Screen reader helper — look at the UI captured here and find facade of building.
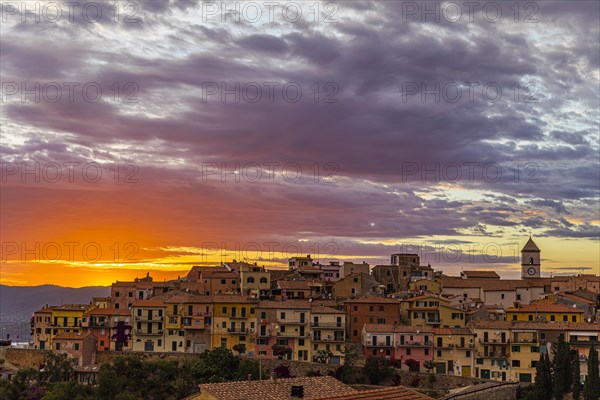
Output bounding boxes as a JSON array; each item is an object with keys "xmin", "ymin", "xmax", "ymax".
[
  {"xmin": 344, "ymin": 297, "xmax": 401, "ymax": 343},
  {"xmin": 53, "ymin": 332, "xmax": 97, "ymax": 367}
]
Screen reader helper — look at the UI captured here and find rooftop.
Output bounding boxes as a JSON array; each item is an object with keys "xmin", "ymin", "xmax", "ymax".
[
  {"xmin": 460, "ymin": 270, "xmax": 500, "ymax": 279},
  {"xmin": 194, "ymin": 376, "xmax": 356, "ymax": 400},
  {"xmin": 313, "ymin": 386, "xmax": 433, "ymax": 400},
  {"xmin": 506, "ymin": 304, "xmax": 585, "ymax": 313}
]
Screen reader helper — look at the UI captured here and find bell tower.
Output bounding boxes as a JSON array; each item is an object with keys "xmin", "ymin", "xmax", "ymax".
[{"xmin": 521, "ymin": 236, "xmax": 541, "ymax": 278}]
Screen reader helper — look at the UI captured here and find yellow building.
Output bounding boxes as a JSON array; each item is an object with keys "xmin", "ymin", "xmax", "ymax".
[
  {"xmin": 239, "ymin": 265, "xmax": 271, "ymax": 297},
  {"xmin": 131, "ymin": 299, "xmax": 166, "ymax": 352},
  {"xmin": 211, "ymin": 296, "xmax": 258, "ymax": 356},
  {"xmin": 508, "ymin": 328, "xmax": 540, "ymax": 383},
  {"xmin": 432, "ymin": 327, "xmax": 475, "ymax": 377},
  {"xmin": 49, "ymin": 304, "xmax": 93, "ymax": 345},
  {"xmin": 310, "ymin": 304, "xmax": 346, "ymax": 364},
  {"xmin": 470, "ymin": 321, "xmax": 512, "ymax": 382},
  {"xmin": 401, "ymin": 295, "xmax": 465, "ymax": 328},
  {"xmin": 409, "ymin": 278, "xmax": 441, "ymax": 294},
  {"xmin": 506, "ymin": 304, "xmax": 584, "ymax": 323}
]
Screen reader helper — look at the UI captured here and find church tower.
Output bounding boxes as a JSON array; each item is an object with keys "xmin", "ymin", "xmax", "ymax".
[{"xmin": 521, "ymin": 237, "xmax": 541, "ymax": 278}]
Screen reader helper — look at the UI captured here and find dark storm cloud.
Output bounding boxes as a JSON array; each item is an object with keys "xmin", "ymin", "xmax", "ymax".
[{"xmin": 1, "ymin": 0, "xmax": 598, "ymax": 247}]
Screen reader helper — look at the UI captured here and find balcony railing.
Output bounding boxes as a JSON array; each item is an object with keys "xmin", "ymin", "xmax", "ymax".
[
  {"xmin": 476, "ymin": 351, "xmax": 509, "ymax": 358},
  {"xmin": 135, "ymin": 329, "xmax": 163, "ymax": 336},
  {"xmin": 313, "ymin": 336, "xmax": 344, "ymax": 343},
  {"xmin": 399, "ymin": 341, "xmax": 432, "ymax": 347},
  {"xmin": 310, "ymin": 322, "xmax": 344, "ymax": 328},
  {"xmin": 278, "ymin": 331, "xmax": 309, "ymax": 338},
  {"xmin": 479, "ymin": 338, "xmax": 509, "ymax": 345},
  {"xmin": 570, "ymin": 340, "xmax": 600, "ymax": 346},
  {"xmin": 135, "ymin": 316, "xmax": 163, "ymax": 322},
  {"xmin": 512, "ymin": 337, "xmax": 538, "ymax": 344},
  {"xmin": 370, "ymin": 342, "xmax": 392, "ymax": 347},
  {"xmin": 277, "ymin": 319, "xmax": 308, "ymax": 325},
  {"xmin": 257, "ymin": 331, "xmax": 272, "ymax": 337},
  {"xmin": 227, "ymin": 328, "xmax": 251, "ymax": 335},
  {"xmin": 425, "ymin": 319, "xmax": 441, "ymax": 324}
]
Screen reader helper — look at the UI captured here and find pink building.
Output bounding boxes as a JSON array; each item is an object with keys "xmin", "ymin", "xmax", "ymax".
[
  {"xmin": 53, "ymin": 332, "xmax": 97, "ymax": 367},
  {"xmin": 361, "ymin": 324, "xmax": 434, "ymax": 370}
]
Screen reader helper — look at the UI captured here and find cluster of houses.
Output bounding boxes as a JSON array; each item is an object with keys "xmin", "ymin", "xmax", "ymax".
[{"xmin": 30, "ymin": 238, "xmax": 600, "ymax": 385}]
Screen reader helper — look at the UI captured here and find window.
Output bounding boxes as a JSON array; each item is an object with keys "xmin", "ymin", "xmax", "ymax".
[
  {"xmin": 424, "ymin": 348, "xmax": 429, "ymax": 355},
  {"xmin": 436, "ymin": 350, "xmax": 441, "ymax": 357},
  {"xmin": 517, "ymin": 294, "xmax": 521, "ymax": 300},
  {"xmin": 528, "ymin": 315, "xmax": 533, "ymax": 321},
  {"xmin": 115, "ymin": 292, "xmax": 120, "ymax": 297},
  {"xmin": 406, "ymin": 348, "xmax": 411, "ymax": 355},
  {"xmin": 247, "ymin": 277, "xmax": 255, "ymax": 283},
  {"xmin": 563, "ymin": 316, "xmax": 568, "ymax": 322},
  {"xmin": 56, "ymin": 343, "xmax": 61, "ymax": 350},
  {"xmin": 501, "ymin": 294, "xmax": 505, "ymax": 299},
  {"xmin": 513, "ymin": 315, "xmax": 518, "ymax": 321},
  {"xmin": 551, "ymin": 315, "xmax": 556, "ymax": 322},
  {"xmin": 369, "ymin": 317, "xmax": 374, "ymax": 323},
  {"xmin": 74, "ymin": 343, "xmax": 79, "ymax": 351},
  {"xmin": 280, "ymin": 312, "xmax": 286, "ymax": 320},
  {"xmin": 572, "ymin": 316, "xmax": 577, "ymax": 322},
  {"xmin": 260, "ymin": 312, "xmax": 266, "ymax": 319},
  {"xmin": 466, "ymin": 350, "xmax": 471, "ymax": 357},
  {"xmin": 260, "ymin": 277, "xmax": 268, "ymax": 283},
  {"xmin": 512, "ymin": 346, "xmax": 521, "ymax": 352},
  {"xmin": 512, "ymin": 360, "xmax": 521, "ymax": 367},
  {"xmin": 379, "ymin": 306, "xmax": 384, "ymax": 312},
  {"xmin": 531, "ymin": 346, "xmax": 540, "ymax": 353},
  {"xmin": 353, "ymin": 306, "xmax": 357, "ymax": 311},
  {"xmin": 353, "ymin": 277, "xmax": 358, "ymax": 283},
  {"xmin": 299, "ymin": 339, "xmax": 305, "ymax": 346},
  {"xmin": 369, "ymin": 306, "xmax": 374, "ymax": 312},
  {"xmin": 222, "ymin": 307, "xmax": 227, "ymax": 314}
]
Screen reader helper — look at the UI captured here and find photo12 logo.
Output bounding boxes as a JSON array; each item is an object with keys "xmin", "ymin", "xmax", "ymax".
[
  {"xmin": 400, "ymin": 162, "xmax": 539, "ymax": 183},
  {"xmin": 400, "ymin": 1, "xmax": 539, "ymax": 24},
  {"xmin": 1, "ymin": 162, "xmax": 140, "ymax": 184},
  {"xmin": 1, "ymin": 242, "xmax": 139, "ymax": 263},
  {"xmin": 401, "ymin": 81, "xmax": 540, "ymax": 104},
  {"xmin": 1, "ymin": 82, "xmax": 139, "ymax": 104},
  {"xmin": 1, "ymin": 1, "xmax": 141, "ymax": 24},
  {"xmin": 201, "ymin": 162, "xmax": 339, "ymax": 183},
  {"xmin": 200, "ymin": 82, "xmax": 339, "ymax": 104}
]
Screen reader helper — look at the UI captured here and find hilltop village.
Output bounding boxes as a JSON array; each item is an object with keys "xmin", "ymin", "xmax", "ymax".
[{"xmin": 30, "ymin": 238, "xmax": 600, "ymax": 387}]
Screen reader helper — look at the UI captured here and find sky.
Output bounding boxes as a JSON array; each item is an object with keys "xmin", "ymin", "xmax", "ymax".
[{"xmin": 0, "ymin": 1, "xmax": 599, "ymax": 287}]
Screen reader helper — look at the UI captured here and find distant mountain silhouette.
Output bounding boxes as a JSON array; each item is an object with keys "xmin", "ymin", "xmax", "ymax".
[{"xmin": 0, "ymin": 284, "xmax": 110, "ymax": 316}]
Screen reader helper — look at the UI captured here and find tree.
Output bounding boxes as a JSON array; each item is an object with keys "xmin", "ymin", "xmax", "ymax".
[
  {"xmin": 553, "ymin": 335, "xmax": 572, "ymax": 400},
  {"xmin": 274, "ymin": 364, "xmax": 291, "ymax": 378},
  {"xmin": 583, "ymin": 345, "xmax": 600, "ymax": 400},
  {"xmin": 39, "ymin": 351, "xmax": 74, "ymax": 383},
  {"xmin": 41, "ymin": 381, "xmax": 94, "ymax": 400},
  {"xmin": 404, "ymin": 358, "xmax": 420, "ymax": 372},
  {"xmin": 341, "ymin": 344, "xmax": 360, "ymax": 366},
  {"xmin": 533, "ymin": 352, "xmax": 552, "ymax": 400},
  {"xmin": 191, "ymin": 348, "xmax": 240, "ymax": 383},
  {"xmin": 314, "ymin": 349, "xmax": 333, "ymax": 364},
  {"xmin": 237, "ymin": 358, "xmax": 261, "ymax": 381},
  {"xmin": 573, "ymin": 350, "xmax": 582, "ymax": 400},
  {"xmin": 271, "ymin": 344, "xmax": 292, "ymax": 360},
  {"xmin": 363, "ymin": 356, "xmax": 392, "ymax": 384}
]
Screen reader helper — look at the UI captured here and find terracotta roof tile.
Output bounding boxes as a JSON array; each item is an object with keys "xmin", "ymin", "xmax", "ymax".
[
  {"xmin": 461, "ymin": 271, "xmax": 500, "ymax": 279},
  {"xmin": 196, "ymin": 376, "xmax": 356, "ymax": 400},
  {"xmin": 506, "ymin": 304, "xmax": 584, "ymax": 313},
  {"xmin": 54, "ymin": 332, "xmax": 95, "ymax": 341},
  {"xmin": 313, "ymin": 386, "xmax": 433, "ymax": 400}
]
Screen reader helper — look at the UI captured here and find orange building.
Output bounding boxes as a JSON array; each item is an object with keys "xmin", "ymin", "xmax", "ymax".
[{"xmin": 344, "ymin": 297, "xmax": 402, "ymax": 343}]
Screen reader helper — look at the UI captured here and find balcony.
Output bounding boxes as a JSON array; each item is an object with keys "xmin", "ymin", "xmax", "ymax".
[
  {"xmin": 425, "ymin": 318, "xmax": 441, "ymax": 325},
  {"xmin": 277, "ymin": 319, "xmax": 308, "ymax": 325},
  {"xmin": 313, "ymin": 336, "xmax": 344, "ymax": 343},
  {"xmin": 370, "ymin": 342, "xmax": 393, "ymax": 348},
  {"xmin": 88, "ymin": 321, "xmax": 109, "ymax": 328},
  {"xmin": 570, "ymin": 340, "xmax": 600, "ymax": 346},
  {"xmin": 182, "ymin": 317, "xmax": 206, "ymax": 330},
  {"xmin": 477, "ymin": 351, "xmax": 509, "ymax": 359},
  {"xmin": 310, "ymin": 322, "xmax": 344, "ymax": 329},
  {"xmin": 257, "ymin": 331, "xmax": 272, "ymax": 337},
  {"xmin": 135, "ymin": 329, "xmax": 163, "ymax": 336},
  {"xmin": 135, "ymin": 315, "xmax": 163, "ymax": 322},
  {"xmin": 457, "ymin": 343, "xmax": 475, "ymax": 348},
  {"xmin": 229, "ymin": 314, "xmax": 249, "ymax": 320},
  {"xmin": 512, "ymin": 337, "xmax": 538, "ymax": 344},
  {"xmin": 479, "ymin": 338, "xmax": 509, "ymax": 345},
  {"xmin": 227, "ymin": 328, "xmax": 251, "ymax": 335},
  {"xmin": 399, "ymin": 341, "xmax": 432, "ymax": 348},
  {"xmin": 278, "ymin": 331, "xmax": 309, "ymax": 338}
]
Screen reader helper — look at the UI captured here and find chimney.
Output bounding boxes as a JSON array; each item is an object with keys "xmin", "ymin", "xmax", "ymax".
[{"xmin": 291, "ymin": 385, "xmax": 304, "ymax": 398}]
